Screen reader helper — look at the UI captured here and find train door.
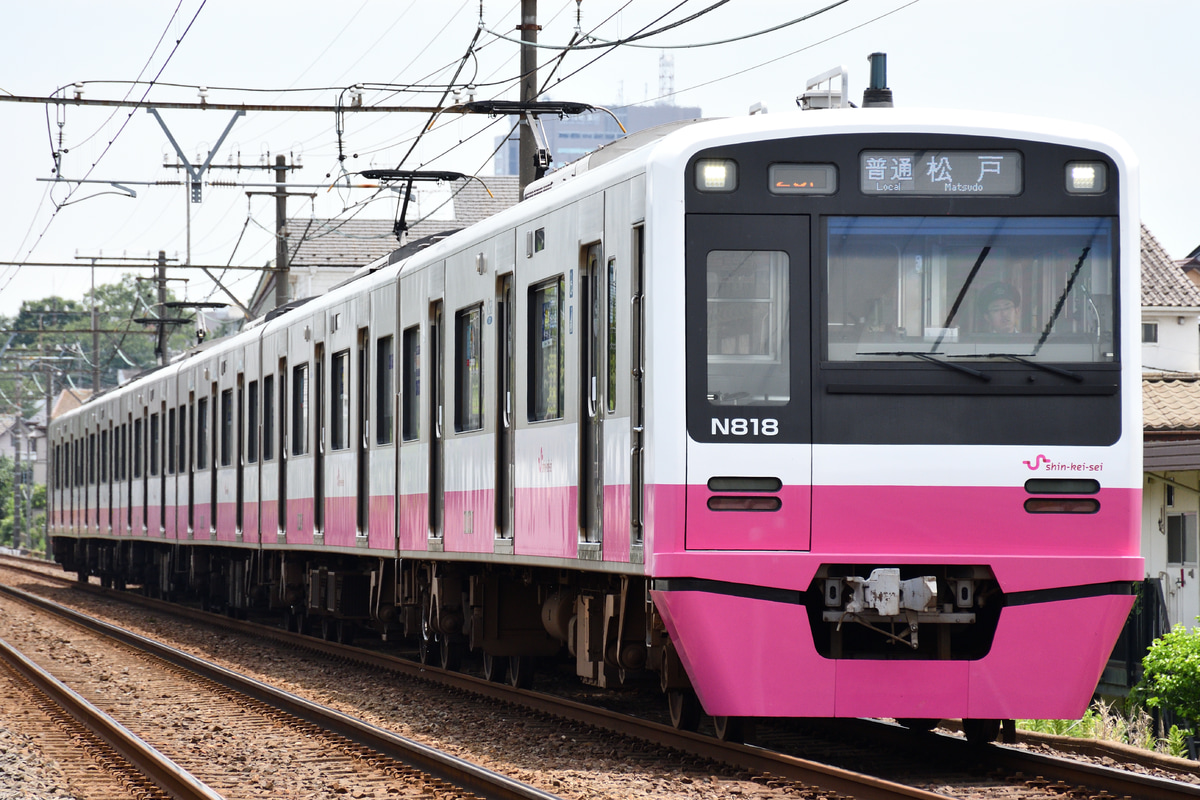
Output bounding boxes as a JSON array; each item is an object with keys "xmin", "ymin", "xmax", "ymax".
[
  {"xmin": 100, "ymin": 423, "xmax": 111, "ymax": 534},
  {"xmin": 631, "ymin": 226, "xmax": 646, "ymax": 547},
  {"xmin": 429, "ymin": 301, "xmax": 444, "ymax": 538},
  {"xmin": 683, "ymin": 214, "xmax": 812, "ymax": 551},
  {"xmin": 579, "ymin": 243, "xmax": 605, "ymax": 545},
  {"xmin": 188, "ymin": 391, "xmax": 196, "ymax": 534},
  {"xmin": 357, "ymin": 326, "xmax": 370, "ymax": 536},
  {"xmin": 236, "ymin": 372, "xmax": 245, "ymax": 536},
  {"xmin": 209, "ymin": 381, "xmax": 219, "ymax": 535},
  {"xmin": 278, "ymin": 357, "xmax": 288, "ymax": 541},
  {"xmin": 315, "ymin": 342, "xmax": 326, "ymax": 535},
  {"xmin": 495, "ymin": 274, "xmax": 514, "ymax": 540}
]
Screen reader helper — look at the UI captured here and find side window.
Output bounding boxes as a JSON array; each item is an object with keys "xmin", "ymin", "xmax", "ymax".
[
  {"xmin": 262, "ymin": 375, "xmax": 275, "ymax": 461},
  {"xmin": 402, "ymin": 326, "xmax": 420, "ymax": 441},
  {"xmin": 292, "ymin": 363, "xmax": 309, "ymax": 456},
  {"xmin": 196, "ymin": 398, "xmax": 208, "ymax": 470},
  {"xmin": 331, "ymin": 350, "xmax": 351, "ymax": 450},
  {"xmin": 1167, "ymin": 511, "xmax": 1198, "ymax": 566},
  {"xmin": 167, "ymin": 409, "xmax": 176, "ymax": 475},
  {"xmin": 376, "ymin": 336, "xmax": 394, "ymax": 445},
  {"xmin": 220, "ymin": 388, "xmax": 234, "ymax": 467},
  {"xmin": 133, "ymin": 418, "xmax": 144, "ymax": 479},
  {"xmin": 101, "ymin": 433, "xmax": 110, "ymax": 482},
  {"xmin": 529, "ymin": 276, "xmax": 565, "ymax": 421},
  {"xmin": 177, "ymin": 406, "xmax": 188, "ymax": 473},
  {"xmin": 149, "ymin": 414, "xmax": 160, "ymax": 476},
  {"xmin": 247, "ymin": 381, "xmax": 259, "ymax": 464},
  {"xmin": 455, "ymin": 305, "xmax": 483, "ymax": 432}
]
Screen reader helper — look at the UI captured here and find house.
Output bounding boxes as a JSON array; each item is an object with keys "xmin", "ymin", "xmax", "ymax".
[{"xmin": 246, "ymin": 176, "xmax": 520, "ymax": 318}]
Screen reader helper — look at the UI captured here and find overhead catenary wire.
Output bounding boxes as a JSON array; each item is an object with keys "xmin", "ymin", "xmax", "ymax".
[{"xmin": 0, "ymin": 0, "xmax": 209, "ymax": 300}]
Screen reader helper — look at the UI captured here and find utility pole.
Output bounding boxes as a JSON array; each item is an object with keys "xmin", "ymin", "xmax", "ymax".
[
  {"xmin": 156, "ymin": 250, "xmax": 168, "ymax": 365},
  {"xmin": 274, "ymin": 154, "xmax": 290, "ymax": 309},
  {"xmin": 518, "ymin": 0, "xmax": 539, "ymax": 194},
  {"xmin": 12, "ymin": 417, "xmax": 21, "ymax": 551}
]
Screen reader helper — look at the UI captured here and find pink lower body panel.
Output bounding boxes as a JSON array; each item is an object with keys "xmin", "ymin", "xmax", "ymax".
[{"xmin": 652, "ymin": 587, "xmax": 1135, "ymax": 719}]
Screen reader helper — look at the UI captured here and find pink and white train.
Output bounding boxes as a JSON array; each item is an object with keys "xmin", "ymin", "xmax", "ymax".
[{"xmin": 49, "ymin": 107, "xmax": 1143, "ymax": 743}]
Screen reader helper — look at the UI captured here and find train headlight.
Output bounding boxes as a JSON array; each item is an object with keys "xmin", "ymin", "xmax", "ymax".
[
  {"xmin": 1066, "ymin": 161, "xmax": 1106, "ymax": 194},
  {"xmin": 696, "ymin": 159, "xmax": 737, "ymax": 192}
]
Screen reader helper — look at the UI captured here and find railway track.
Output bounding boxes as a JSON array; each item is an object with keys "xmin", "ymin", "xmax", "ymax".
[
  {"xmin": 0, "ymin": 634, "xmax": 222, "ymax": 800},
  {"xmin": 3, "ymin": 555, "xmax": 1198, "ymax": 800},
  {"xmin": 0, "ymin": 579, "xmax": 564, "ymax": 800}
]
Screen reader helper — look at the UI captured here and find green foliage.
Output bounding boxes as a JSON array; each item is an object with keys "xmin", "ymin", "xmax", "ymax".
[
  {"xmin": 1166, "ymin": 724, "xmax": 1191, "ymax": 759},
  {"xmin": 0, "ymin": 276, "xmax": 196, "ymax": 412},
  {"xmin": 1138, "ymin": 623, "xmax": 1200, "ymax": 723}
]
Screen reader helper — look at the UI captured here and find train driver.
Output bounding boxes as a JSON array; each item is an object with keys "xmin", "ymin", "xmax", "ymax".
[{"xmin": 978, "ymin": 282, "xmax": 1020, "ymax": 334}]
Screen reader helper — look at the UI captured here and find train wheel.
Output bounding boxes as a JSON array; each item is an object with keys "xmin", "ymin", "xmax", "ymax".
[
  {"xmin": 712, "ymin": 716, "xmax": 746, "ymax": 743},
  {"xmin": 507, "ymin": 655, "xmax": 536, "ymax": 689},
  {"xmin": 667, "ymin": 689, "xmax": 701, "ymax": 732},
  {"xmin": 336, "ymin": 620, "xmax": 354, "ymax": 646},
  {"xmin": 320, "ymin": 617, "xmax": 336, "ymax": 641},
  {"xmin": 962, "ymin": 718, "xmax": 1001, "ymax": 744},
  {"xmin": 482, "ymin": 652, "xmax": 508, "ymax": 683},
  {"xmin": 898, "ymin": 718, "xmax": 939, "ymax": 732},
  {"xmin": 440, "ymin": 636, "xmax": 464, "ymax": 671}
]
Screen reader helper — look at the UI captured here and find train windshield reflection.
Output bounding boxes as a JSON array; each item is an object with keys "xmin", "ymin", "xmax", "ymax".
[{"xmin": 826, "ymin": 217, "xmax": 1116, "ymax": 363}]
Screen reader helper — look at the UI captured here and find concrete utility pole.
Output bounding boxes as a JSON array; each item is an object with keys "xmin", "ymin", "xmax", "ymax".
[
  {"xmin": 518, "ymin": 0, "xmax": 539, "ymax": 194},
  {"xmin": 156, "ymin": 250, "xmax": 168, "ymax": 365},
  {"xmin": 12, "ymin": 418, "xmax": 21, "ymax": 551},
  {"xmin": 274, "ymin": 154, "xmax": 290, "ymax": 309}
]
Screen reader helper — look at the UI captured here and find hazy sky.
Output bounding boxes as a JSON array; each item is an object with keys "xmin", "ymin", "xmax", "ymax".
[{"xmin": 1, "ymin": 0, "xmax": 1195, "ymax": 317}]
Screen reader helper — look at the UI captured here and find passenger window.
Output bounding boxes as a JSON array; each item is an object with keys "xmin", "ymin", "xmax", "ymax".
[
  {"xmin": 292, "ymin": 363, "xmax": 309, "ymax": 456},
  {"xmin": 196, "ymin": 399, "xmax": 208, "ymax": 470},
  {"xmin": 402, "ymin": 326, "xmax": 420, "ymax": 441},
  {"xmin": 220, "ymin": 389, "xmax": 234, "ymax": 467},
  {"xmin": 455, "ymin": 306, "xmax": 483, "ymax": 432},
  {"xmin": 247, "ymin": 381, "xmax": 259, "ymax": 464},
  {"xmin": 262, "ymin": 376, "xmax": 275, "ymax": 461},
  {"xmin": 150, "ymin": 414, "xmax": 160, "ymax": 476},
  {"xmin": 331, "ymin": 350, "xmax": 350, "ymax": 450},
  {"xmin": 376, "ymin": 336, "xmax": 394, "ymax": 444},
  {"xmin": 529, "ymin": 276, "xmax": 565, "ymax": 421}
]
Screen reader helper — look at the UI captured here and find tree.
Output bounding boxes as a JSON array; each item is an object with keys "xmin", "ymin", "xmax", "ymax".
[
  {"xmin": 1139, "ymin": 623, "xmax": 1200, "ymax": 728},
  {"xmin": 0, "ymin": 276, "xmax": 197, "ymax": 413}
]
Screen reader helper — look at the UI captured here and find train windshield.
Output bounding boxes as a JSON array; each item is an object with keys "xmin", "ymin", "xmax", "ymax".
[{"xmin": 826, "ymin": 217, "xmax": 1115, "ymax": 363}]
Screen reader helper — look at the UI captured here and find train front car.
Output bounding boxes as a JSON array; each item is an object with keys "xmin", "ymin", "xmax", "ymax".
[{"xmin": 646, "ymin": 110, "xmax": 1142, "ymax": 736}]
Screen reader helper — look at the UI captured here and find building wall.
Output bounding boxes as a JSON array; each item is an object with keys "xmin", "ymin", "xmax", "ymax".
[
  {"xmin": 1142, "ymin": 310, "xmax": 1200, "ymax": 372},
  {"xmin": 1142, "ymin": 471, "xmax": 1200, "ymax": 630}
]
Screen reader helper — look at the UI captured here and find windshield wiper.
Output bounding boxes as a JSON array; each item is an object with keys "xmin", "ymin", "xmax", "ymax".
[
  {"xmin": 858, "ymin": 351, "xmax": 990, "ymax": 381},
  {"xmin": 961, "ymin": 353, "xmax": 1084, "ymax": 382}
]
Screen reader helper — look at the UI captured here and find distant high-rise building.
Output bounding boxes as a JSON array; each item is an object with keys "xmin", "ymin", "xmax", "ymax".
[{"xmin": 493, "ymin": 101, "xmax": 703, "ymax": 176}]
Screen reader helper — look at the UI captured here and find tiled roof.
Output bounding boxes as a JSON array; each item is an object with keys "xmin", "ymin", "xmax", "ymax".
[
  {"xmin": 1141, "ymin": 223, "xmax": 1200, "ymax": 308},
  {"xmin": 286, "ymin": 176, "xmax": 520, "ymax": 268},
  {"xmin": 1144, "ymin": 376, "xmax": 1200, "ymax": 431}
]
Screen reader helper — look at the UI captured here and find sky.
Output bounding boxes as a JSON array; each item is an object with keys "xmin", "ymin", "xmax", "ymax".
[{"xmin": 0, "ymin": 0, "xmax": 1196, "ymax": 320}]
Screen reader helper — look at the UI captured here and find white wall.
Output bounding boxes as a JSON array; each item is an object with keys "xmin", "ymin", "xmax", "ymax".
[
  {"xmin": 1142, "ymin": 311, "xmax": 1200, "ymax": 372},
  {"xmin": 1143, "ymin": 472, "xmax": 1200, "ymax": 630}
]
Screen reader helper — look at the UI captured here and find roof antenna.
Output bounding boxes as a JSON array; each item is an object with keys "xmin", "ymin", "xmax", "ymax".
[{"xmin": 862, "ymin": 52, "xmax": 894, "ymax": 108}]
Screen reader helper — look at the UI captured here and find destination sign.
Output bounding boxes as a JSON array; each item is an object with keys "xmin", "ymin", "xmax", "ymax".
[{"xmin": 860, "ymin": 150, "xmax": 1022, "ymax": 196}]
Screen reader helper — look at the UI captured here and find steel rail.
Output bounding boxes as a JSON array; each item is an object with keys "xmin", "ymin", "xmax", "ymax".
[
  {"xmin": 0, "ymin": 635, "xmax": 225, "ymax": 800},
  {"xmin": 0, "ymin": 583, "xmax": 563, "ymax": 800}
]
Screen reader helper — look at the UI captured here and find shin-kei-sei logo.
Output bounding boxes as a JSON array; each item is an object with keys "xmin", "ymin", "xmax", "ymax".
[
  {"xmin": 1022, "ymin": 454, "xmax": 1104, "ymax": 473},
  {"xmin": 1023, "ymin": 454, "xmax": 1051, "ymax": 470}
]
